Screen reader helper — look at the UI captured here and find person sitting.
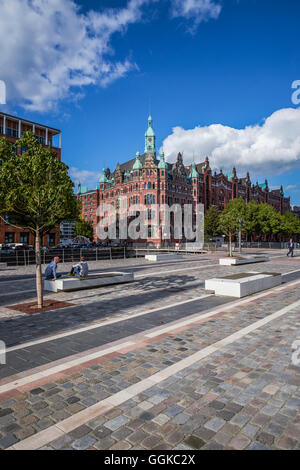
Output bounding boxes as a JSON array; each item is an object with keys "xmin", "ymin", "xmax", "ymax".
[
  {"xmin": 69, "ymin": 257, "xmax": 89, "ymax": 277},
  {"xmin": 45, "ymin": 257, "xmax": 61, "ymax": 280}
]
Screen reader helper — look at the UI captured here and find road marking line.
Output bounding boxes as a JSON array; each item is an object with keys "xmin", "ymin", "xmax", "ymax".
[{"xmin": 9, "ymin": 297, "xmax": 300, "ymax": 450}]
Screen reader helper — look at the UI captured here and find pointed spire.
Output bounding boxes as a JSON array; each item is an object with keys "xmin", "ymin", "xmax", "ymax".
[
  {"xmin": 133, "ymin": 151, "xmax": 142, "ymax": 170},
  {"xmin": 158, "ymin": 151, "xmax": 168, "ymax": 169},
  {"xmin": 100, "ymin": 168, "xmax": 108, "ymax": 183},
  {"xmin": 145, "ymin": 114, "xmax": 156, "ymax": 153},
  {"xmin": 189, "ymin": 161, "xmax": 199, "ymax": 179}
]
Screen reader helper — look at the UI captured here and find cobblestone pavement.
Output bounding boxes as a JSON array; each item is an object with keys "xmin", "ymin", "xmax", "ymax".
[{"xmin": 0, "ymin": 254, "xmax": 299, "ymax": 450}]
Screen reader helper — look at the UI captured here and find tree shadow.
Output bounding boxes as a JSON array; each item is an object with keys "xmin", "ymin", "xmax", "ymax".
[{"xmin": 1, "ymin": 274, "xmax": 204, "ymax": 347}]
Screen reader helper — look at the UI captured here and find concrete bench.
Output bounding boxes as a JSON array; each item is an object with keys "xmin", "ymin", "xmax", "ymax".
[
  {"xmin": 219, "ymin": 257, "xmax": 269, "ymax": 266},
  {"xmin": 44, "ymin": 272, "xmax": 134, "ymax": 293},
  {"xmin": 145, "ymin": 254, "xmax": 183, "ymax": 262},
  {"xmin": 205, "ymin": 272, "xmax": 282, "ymax": 298},
  {"xmin": 0, "ymin": 263, "xmax": 7, "ymax": 269}
]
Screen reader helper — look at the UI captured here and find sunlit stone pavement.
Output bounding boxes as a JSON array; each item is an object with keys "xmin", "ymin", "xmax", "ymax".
[{"xmin": 0, "ymin": 252, "xmax": 299, "ymax": 450}]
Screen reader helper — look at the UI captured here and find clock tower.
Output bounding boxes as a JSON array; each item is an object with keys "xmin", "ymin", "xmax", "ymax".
[{"xmin": 144, "ymin": 115, "xmax": 156, "ymax": 154}]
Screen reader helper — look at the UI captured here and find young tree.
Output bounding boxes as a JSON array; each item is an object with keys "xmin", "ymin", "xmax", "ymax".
[
  {"xmin": 244, "ymin": 200, "xmax": 260, "ymax": 241},
  {"xmin": 73, "ymin": 218, "xmax": 94, "ymax": 240},
  {"xmin": 0, "ymin": 133, "xmax": 79, "ymax": 308},
  {"xmin": 281, "ymin": 211, "xmax": 300, "ymax": 239},
  {"xmin": 204, "ymin": 206, "xmax": 220, "ymax": 240},
  {"xmin": 218, "ymin": 198, "xmax": 246, "ymax": 256},
  {"xmin": 256, "ymin": 203, "xmax": 282, "ymax": 241}
]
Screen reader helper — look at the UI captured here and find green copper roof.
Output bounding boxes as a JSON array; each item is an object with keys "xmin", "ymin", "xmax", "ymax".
[
  {"xmin": 78, "ymin": 185, "xmax": 89, "ymax": 194},
  {"xmin": 145, "ymin": 115, "xmax": 155, "ymax": 137},
  {"xmin": 259, "ymin": 183, "xmax": 266, "ymax": 190},
  {"xmin": 100, "ymin": 168, "xmax": 108, "ymax": 183},
  {"xmin": 133, "ymin": 152, "xmax": 143, "ymax": 170},
  {"xmin": 225, "ymin": 172, "xmax": 234, "ymax": 181},
  {"xmin": 158, "ymin": 152, "xmax": 168, "ymax": 169},
  {"xmin": 189, "ymin": 161, "xmax": 199, "ymax": 178}
]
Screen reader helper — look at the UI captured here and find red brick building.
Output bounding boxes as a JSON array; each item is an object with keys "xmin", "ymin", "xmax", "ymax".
[
  {"xmin": 78, "ymin": 115, "xmax": 291, "ymax": 244},
  {"xmin": 0, "ymin": 112, "xmax": 62, "ymax": 246}
]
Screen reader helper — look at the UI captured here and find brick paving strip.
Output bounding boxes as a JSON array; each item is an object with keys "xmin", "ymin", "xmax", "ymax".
[{"xmin": 7, "ymin": 297, "xmax": 300, "ymax": 450}]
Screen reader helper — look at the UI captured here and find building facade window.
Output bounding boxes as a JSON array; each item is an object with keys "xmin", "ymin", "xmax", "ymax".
[
  {"xmin": 5, "ymin": 232, "xmax": 14, "ymax": 244},
  {"xmin": 48, "ymin": 233, "xmax": 56, "ymax": 245},
  {"xmin": 20, "ymin": 232, "xmax": 29, "ymax": 244}
]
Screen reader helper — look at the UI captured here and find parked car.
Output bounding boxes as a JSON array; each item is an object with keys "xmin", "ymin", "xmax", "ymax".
[
  {"xmin": 0, "ymin": 246, "xmax": 14, "ymax": 254},
  {"xmin": 14, "ymin": 244, "xmax": 34, "ymax": 251}
]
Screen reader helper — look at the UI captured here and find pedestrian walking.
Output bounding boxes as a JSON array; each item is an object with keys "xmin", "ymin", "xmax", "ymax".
[{"xmin": 287, "ymin": 238, "xmax": 295, "ymax": 257}]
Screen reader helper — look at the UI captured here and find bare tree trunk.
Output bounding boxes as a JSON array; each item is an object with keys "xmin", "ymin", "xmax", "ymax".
[
  {"xmin": 35, "ymin": 232, "xmax": 43, "ymax": 308},
  {"xmin": 229, "ymin": 233, "xmax": 233, "ymax": 257}
]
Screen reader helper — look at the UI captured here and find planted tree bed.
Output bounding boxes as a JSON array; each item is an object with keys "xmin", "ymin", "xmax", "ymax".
[{"xmin": 6, "ymin": 299, "xmax": 75, "ymax": 315}]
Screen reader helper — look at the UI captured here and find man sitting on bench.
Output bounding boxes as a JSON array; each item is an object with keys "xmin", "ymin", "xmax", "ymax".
[
  {"xmin": 45, "ymin": 257, "xmax": 61, "ymax": 280},
  {"xmin": 69, "ymin": 257, "xmax": 89, "ymax": 278}
]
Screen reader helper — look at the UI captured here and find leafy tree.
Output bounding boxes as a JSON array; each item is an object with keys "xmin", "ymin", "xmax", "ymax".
[
  {"xmin": 218, "ymin": 198, "xmax": 246, "ymax": 256},
  {"xmin": 73, "ymin": 218, "xmax": 94, "ymax": 240},
  {"xmin": 204, "ymin": 206, "xmax": 220, "ymax": 239},
  {"xmin": 256, "ymin": 203, "xmax": 281, "ymax": 241},
  {"xmin": 281, "ymin": 211, "xmax": 300, "ymax": 239},
  {"xmin": 0, "ymin": 133, "xmax": 79, "ymax": 308},
  {"xmin": 244, "ymin": 200, "xmax": 260, "ymax": 241}
]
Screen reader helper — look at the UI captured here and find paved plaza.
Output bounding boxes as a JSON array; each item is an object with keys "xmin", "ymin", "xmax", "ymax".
[{"xmin": 0, "ymin": 252, "xmax": 299, "ymax": 450}]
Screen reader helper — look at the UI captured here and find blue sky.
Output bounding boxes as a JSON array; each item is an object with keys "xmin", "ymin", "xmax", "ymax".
[{"xmin": 0, "ymin": 0, "xmax": 300, "ymax": 204}]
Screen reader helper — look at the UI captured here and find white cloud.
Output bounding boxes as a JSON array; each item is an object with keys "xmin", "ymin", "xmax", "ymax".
[
  {"xmin": 0, "ymin": 0, "xmax": 154, "ymax": 112},
  {"xmin": 69, "ymin": 167, "xmax": 101, "ymax": 189},
  {"xmin": 286, "ymin": 185, "xmax": 297, "ymax": 190},
  {"xmin": 162, "ymin": 107, "xmax": 300, "ymax": 177},
  {"xmin": 171, "ymin": 0, "xmax": 222, "ymax": 32}
]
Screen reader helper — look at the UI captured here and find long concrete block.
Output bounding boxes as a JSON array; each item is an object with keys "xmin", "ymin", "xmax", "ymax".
[
  {"xmin": 219, "ymin": 257, "xmax": 269, "ymax": 266},
  {"xmin": 44, "ymin": 272, "xmax": 134, "ymax": 293},
  {"xmin": 145, "ymin": 254, "xmax": 183, "ymax": 261},
  {"xmin": 205, "ymin": 272, "xmax": 282, "ymax": 298}
]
